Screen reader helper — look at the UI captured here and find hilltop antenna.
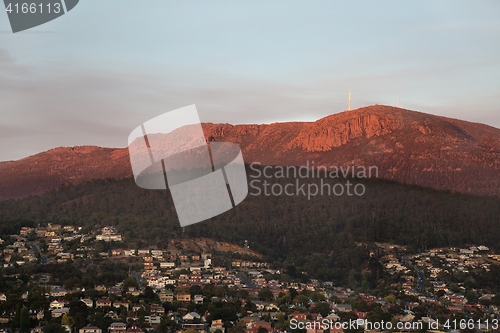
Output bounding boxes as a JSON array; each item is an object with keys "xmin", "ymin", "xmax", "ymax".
[
  {"xmin": 398, "ymin": 98, "xmax": 401, "ymax": 108},
  {"xmin": 348, "ymin": 90, "xmax": 352, "ymax": 111}
]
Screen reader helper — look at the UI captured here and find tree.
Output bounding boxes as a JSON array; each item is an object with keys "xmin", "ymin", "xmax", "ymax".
[
  {"xmin": 367, "ymin": 306, "xmax": 391, "ymax": 323},
  {"xmin": 184, "ymin": 329, "xmax": 198, "ymax": 333},
  {"xmin": 61, "ymin": 313, "xmax": 75, "ymax": 328},
  {"xmin": 310, "ymin": 292, "xmax": 325, "ymax": 302},
  {"xmin": 350, "ymin": 297, "xmax": 369, "ymax": 312},
  {"xmin": 311, "ymin": 302, "xmax": 330, "ymax": 317},
  {"xmin": 244, "ymin": 300, "xmax": 257, "ymax": 313},
  {"xmin": 123, "ymin": 276, "xmax": 139, "ymax": 290},
  {"xmin": 157, "ymin": 317, "xmax": 179, "ymax": 333},
  {"xmin": 81, "ymin": 275, "xmax": 95, "ymax": 289},
  {"xmin": 69, "ymin": 300, "xmax": 89, "ymax": 329},
  {"xmin": 64, "ymin": 277, "xmax": 81, "ymax": 290},
  {"xmin": 228, "ymin": 326, "xmax": 245, "ymax": 333},
  {"xmin": 43, "ymin": 323, "xmax": 68, "ymax": 333},
  {"xmin": 286, "ymin": 265, "xmax": 297, "ymax": 278},
  {"xmin": 294, "ymin": 295, "xmax": 309, "ymax": 306},
  {"xmin": 13, "ymin": 303, "xmax": 22, "ymax": 329},
  {"xmin": 144, "ymin": 286, "xmax": 157, "ymax": 300},
  {"xmin": 258, "ymin": 288, "xmax": 274, "ymax": 301},
  {"xmin": 190, "ymin": 285, "xmax": 202, "ymax": 295},
  {"xmin": 384, "ymin": 294, "xmax": 397, "ymax": 304},
  {"xmin": 20, "ymin": 306, "xmax": 29, "ymax": 333}
]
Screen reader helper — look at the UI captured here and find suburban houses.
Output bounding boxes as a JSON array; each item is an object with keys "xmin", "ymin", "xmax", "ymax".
[{"xmin": 0, "ymin": 225, "xmax": 499, "ymax": 333}]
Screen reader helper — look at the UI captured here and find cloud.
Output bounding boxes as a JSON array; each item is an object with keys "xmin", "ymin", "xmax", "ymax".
[
  {"xmin": 0, "ymin": 49, "xmax": 22, "ymax": 76},
  {"xmin": 0, "ymin": 53, "xmax": 499, "ymax": 162},
  {"xmin": 0, "ymin": 62, "xmax": 343, "ymax": 160},
  {"xmin": 410, "ymin": 23, "xmax": 464, "ymax": 33},
  {"xmin": 0, "ymin": 49, "xmax": 13, "ymax": 64}
]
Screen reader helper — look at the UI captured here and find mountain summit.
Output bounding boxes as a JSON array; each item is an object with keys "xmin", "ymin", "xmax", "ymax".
[{"xmin": 1, "ymin": 105, "xmax": 499, "ymax": 200}]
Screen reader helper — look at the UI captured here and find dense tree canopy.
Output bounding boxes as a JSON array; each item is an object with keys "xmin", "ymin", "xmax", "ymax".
[{"xmin": 1, "ymin": 166, "xmax": 499, "ymax": 283}]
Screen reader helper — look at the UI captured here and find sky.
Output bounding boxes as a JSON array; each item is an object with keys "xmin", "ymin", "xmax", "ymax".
[{"xmin": 1, "ymin": 1, "xmax": 499, "ymax": 161}]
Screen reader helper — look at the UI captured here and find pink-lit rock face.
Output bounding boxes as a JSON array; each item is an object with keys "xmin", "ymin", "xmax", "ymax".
[{"xmin": 1, "ymin": 105, "xmax": 500, "ymax": 200}]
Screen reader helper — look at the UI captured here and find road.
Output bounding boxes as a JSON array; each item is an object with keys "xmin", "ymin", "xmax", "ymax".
[
  {"xmin": 31, "ymin": 243, "xmax": 48, "ymax": 264},
  {"xmin": 132, "ymin": 273, "xmax": 142, "ymax": 286},
  {"xmin": 416, "ymin": 269, "xmax": 425, "ymax": 292},
  {"xmin": 401, "ymin": 256, "xmax": 425, "ymax": 293},
  {"xmin": 236, "ymin": 272, "xmax": 257, "ymax": 288}
]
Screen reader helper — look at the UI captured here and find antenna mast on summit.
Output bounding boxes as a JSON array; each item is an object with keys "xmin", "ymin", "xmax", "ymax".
[{"xmin": 348, "ymin": 90, "xmax": 352, "ymax": 111}]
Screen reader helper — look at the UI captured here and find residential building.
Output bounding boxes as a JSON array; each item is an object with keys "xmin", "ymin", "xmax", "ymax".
[
  {"xmin": 176, "ymin": 292, "xmax": 191, "ymax": 302},
  {"xmin": 159, "ymin": 290, "xmax": 174, "ymax": 303},
  {"xmin": 79, "ymin": 326, "xmax": 102, "ymax": 333},
  {"xmin": 109, "ymin": 322, "xmax": 126, "ymax": 333}
]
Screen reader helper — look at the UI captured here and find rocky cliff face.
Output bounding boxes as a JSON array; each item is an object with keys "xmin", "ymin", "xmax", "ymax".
[
  {"xmin": 203, "ymin": 105, "xmax": 500, "ymax": 196},
  {"xmin": 1, "ymin": 105, "xmax": 499, "ymax": 200},
  {"xmin": 289, "ymin": 111, "xmax": 404, "ymax": 151}
]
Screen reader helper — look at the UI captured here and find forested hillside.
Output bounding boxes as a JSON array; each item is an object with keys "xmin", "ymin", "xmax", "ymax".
[{"xmin": 1, "ymin": 164, "xmax": 499, "ymax": 283}]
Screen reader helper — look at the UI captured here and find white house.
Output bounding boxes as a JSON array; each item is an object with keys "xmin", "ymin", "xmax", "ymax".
[
  {"xmin": 109, "ymin": 322, "xmax": 126, "ymax": 333},
  {"xmin": 194, "ymin": 295, "xmax": 205, "ymax": 305},
  {"xmin": 50, "ymin": 300, "xmax": 67, "ymax": 310},
  {"xmin": 79, "ymin": 326, "xmax": 102, "ymax": 333},
  {"xmin": 183, "ymin": 312, "xmax": 201, "ymax": 321},
  {"xmin": 145, "ymin": 315, "xmax": 161, "ymax": 325},
  {"xmin": 51, "ymin": 307, "xmax": 70, "ymax": 318},
  {"xmin": 80, "ymin": 298, "xmax": 93, "ymax": 307},
  {"xmin": 50, "ymin": 288, "xmax": 68, "ymax": 297},
  {"xmin": 159, "ymin": 262, "xmax": 175, "ymax": 269}
]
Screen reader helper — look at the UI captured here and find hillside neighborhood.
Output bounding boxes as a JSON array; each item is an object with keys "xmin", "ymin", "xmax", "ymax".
[{"xmin": 0, "ymin": 224, "xmax": 499, "ymax": 333}]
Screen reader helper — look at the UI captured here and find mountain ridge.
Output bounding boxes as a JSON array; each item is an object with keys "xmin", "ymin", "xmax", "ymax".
[{"xmin": 1, "ymin": 105, "xmax": 499, "ymax": 200}]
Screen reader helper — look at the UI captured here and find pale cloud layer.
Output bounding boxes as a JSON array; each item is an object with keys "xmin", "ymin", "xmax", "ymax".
[{"xmin": 0, "ymin": 1, "xmax": 499, "ymax": 161}]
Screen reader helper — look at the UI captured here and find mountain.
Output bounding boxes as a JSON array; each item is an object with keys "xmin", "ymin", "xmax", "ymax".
[
  {"xmin": 1, "ymin": 105, "xmax": 499, "ymax": 200},
  {"xmin": 0, "ymin": 146, "xmax": 131, "ymax": 200}
]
